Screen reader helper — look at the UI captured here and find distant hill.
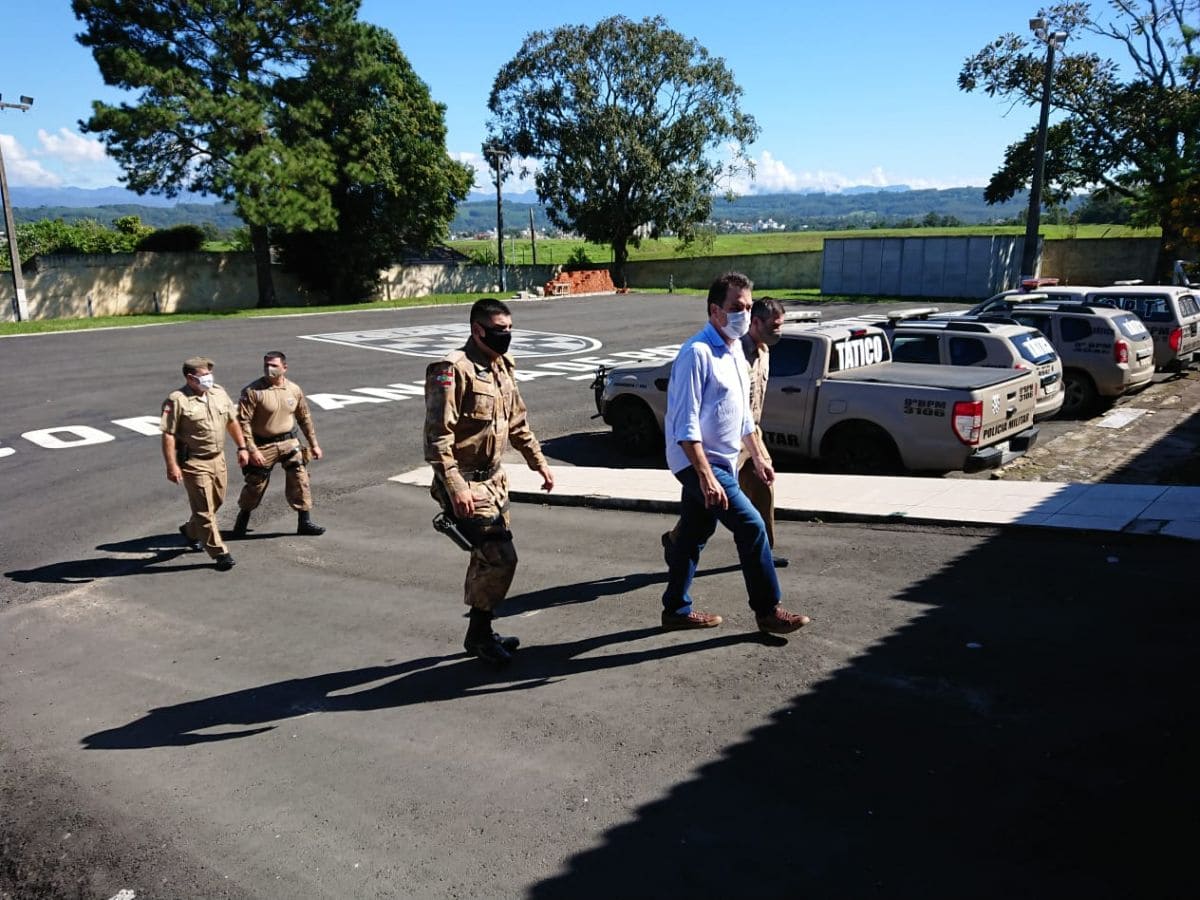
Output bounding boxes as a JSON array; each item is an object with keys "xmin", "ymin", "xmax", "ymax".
[
  {"xmin": 12, "ymin": 202, "xmax": 244, "ymax": 232},
  {"xmin": 451, "ymin": 187, "xmax": 1049, "ymax": 235},
  {"xmin": 10, "ymin": 185, "xmax": 1064, "ymax": 238}
]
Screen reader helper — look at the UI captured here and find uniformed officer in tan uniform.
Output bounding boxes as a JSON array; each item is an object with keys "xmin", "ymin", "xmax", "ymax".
[
  {"xmin": 662, "ymin": 296, "xmax": 788, "ymax": 566},
  {"xmin": 424, "ymin": 298, "xmax": 554, "ymax": 665},
  {"xmin": 736, "ymin": 296, "xmax": 787, "ymax": 563},
  {"xmin": 232, "ymin": 351, "xmax": 326, "ymax": 538},
  {"xmin": 160, "ymin": 356, "xmax": 244, "ymax": 571}
]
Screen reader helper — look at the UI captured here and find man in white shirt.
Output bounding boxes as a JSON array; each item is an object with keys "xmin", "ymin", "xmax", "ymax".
[{"xmin": 660, "ymin": 272, "xmax": 810, "ymax": 634}]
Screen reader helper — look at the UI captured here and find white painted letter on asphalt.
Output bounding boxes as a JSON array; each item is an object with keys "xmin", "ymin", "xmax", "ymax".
[
  {"xmin": 22, "ymin": 425, "xmax": 116, "ymax": 449},
  {"xmin": 112, "ymin": 416, "xmax": 164, "ymax": 436}
]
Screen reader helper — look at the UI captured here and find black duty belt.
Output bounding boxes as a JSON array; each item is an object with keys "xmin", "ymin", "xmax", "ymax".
[
  {"xmin": 461, "ymin": 465, "xmax": 501, "ymax": 482},
  {"xmin": 253, "ymin": 429, "xmax": 297, "ymax": 445}
]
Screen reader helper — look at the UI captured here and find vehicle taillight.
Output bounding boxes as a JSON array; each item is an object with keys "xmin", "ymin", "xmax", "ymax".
[
  {"xmin": 952, "ymin": 400, "xmax": 983, "ymax": 446},
  {"xmin": 1169, "ymin": 327, "xmax": 1183, "ymax": 352},
  {"xmin": 1114, "ymin": 340, "xmax": 1129, "ymax": 364},
  {"xmin": 1014, "ymin": 361, "xmax": 1031, "ymax": 370}
]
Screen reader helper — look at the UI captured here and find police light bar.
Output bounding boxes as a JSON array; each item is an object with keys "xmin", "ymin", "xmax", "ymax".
[
  {"xmin": 784, "ymin": 310, "xmax": 822, "ymax": 322},
  {"xmin": 885, "ymin": 307, "xmax": 939, "ymax": 321}
]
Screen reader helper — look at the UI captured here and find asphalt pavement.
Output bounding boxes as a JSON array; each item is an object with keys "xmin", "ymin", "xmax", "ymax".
[{"xmin": 2, "ymin": 295, "xmax": 1197, "ymax": 898}]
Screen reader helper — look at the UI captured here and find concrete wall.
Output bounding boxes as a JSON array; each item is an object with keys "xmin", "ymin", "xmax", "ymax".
[
  {"xmin": 621, "ymin": 251, "xmax": 822, "ymax": 291},
  {"xmin": 377, "ymin": 262, "xmax": 558, "ymax": 299},
  {"xmin": 0, "ymin": 252, "xmax": 313, "ymax": 321},
  {"xmin": 1039, "ymin": 237, "xmax": 1162, "ymax": 286}
]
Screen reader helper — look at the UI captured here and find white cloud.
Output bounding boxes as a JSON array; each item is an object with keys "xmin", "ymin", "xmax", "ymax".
[
  {"xmin": 0, "ymin": 134, "xmax": 61, "ymax": 187},
  {"xmin": 726, "ymin": 152, "xmax": 974, "ymax": 195},
  {"xmin": 453, "ymin": 150, "xmax": 540, "ymax": 195},
  {"xmin": 37, "ymin": 128, "xmax": 109, "ymax": 164}
]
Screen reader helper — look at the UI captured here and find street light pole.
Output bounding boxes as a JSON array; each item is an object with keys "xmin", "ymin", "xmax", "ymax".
[
  {"xmin": 0, "ymin": 94, "xmax": 35, "ymax": 321},
  {"xmin": 484, "ymin": 143, "xmax": 511, "ymax": 292},
  {"xmin": 1020, "ymin": 19, "xmax": 1067, "ymax": 282}
]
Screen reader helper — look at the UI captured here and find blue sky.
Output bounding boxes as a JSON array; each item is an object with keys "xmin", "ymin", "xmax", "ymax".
[{"xmin": 0, "ymin": 1, "xmax": 1110, "ymax": 197}]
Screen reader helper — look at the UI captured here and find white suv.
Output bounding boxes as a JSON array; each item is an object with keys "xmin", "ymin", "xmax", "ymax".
[
  {"xmin": 1085, "ymin": 285, "xmax": 1200, "ymax": 371},
  {"xmin": 887, "ymin": 317, "xmax": 1065, "ymax": 421}
]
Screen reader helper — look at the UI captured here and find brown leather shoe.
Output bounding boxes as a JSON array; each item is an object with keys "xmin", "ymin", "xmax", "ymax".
[
  {"xmin": 661, "ymin": 610, "xmax": 723, "ymax": 630},
  {"xmin": 756, "ymin": 606, "xmax": 810, "ymax": 634}
]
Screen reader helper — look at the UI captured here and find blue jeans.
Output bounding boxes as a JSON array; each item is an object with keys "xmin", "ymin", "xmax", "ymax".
[{"xmin": 661, "ymin": 464, "xmax": 781, "ymax": 616}]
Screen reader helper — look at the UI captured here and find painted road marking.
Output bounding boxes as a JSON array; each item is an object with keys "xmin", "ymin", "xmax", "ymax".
[
  {"xmin": 1, "ymin": 338, "xmax": 680, "ymax": 456},
  {"xmin": 299, "ymin": 324, "xmax": 602, "ymax": 359}
]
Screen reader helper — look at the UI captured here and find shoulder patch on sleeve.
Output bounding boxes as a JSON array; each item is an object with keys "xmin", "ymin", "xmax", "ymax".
[
  {"xmin": 162, "ymin": 399, "xmax": 174, "ymax": 416},
  {"xmin": 427, "ymin": 361, "xmax": 456, "ymax": 390}
]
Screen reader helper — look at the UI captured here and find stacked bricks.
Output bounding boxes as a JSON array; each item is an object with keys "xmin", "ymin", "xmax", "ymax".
[{"xmin": 544, "ymin": 268, "xmax": 616, "ymax": 296}]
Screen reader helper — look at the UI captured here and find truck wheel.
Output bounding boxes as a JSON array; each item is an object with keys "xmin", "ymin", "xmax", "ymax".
[
  {"xmin": 609, "ymin": 399, "xmax": 662, "ymax": 456},
  {"xmin": 1060, "ymin": 370, "xmax": 1099, "ymax": 418},
  {"xmin": 823, "ymin": 423, "xmax": 901, "ymax": 474}
]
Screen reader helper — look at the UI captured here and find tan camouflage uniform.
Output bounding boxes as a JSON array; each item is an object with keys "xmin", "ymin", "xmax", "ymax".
[
  {"xmin": 237, "ymin": 377, "xmax": 317, "ymax": 512},
  {"xmin": 424, "ymin": 340, "xmax": 547, "ymax": 611},
  {"xmin": 737, "ymin": 333, "xmax": 775, "ymax": 547},
  {"xmin": 160, "ymin": 383, "xmax": 238, "ymax": 558}
]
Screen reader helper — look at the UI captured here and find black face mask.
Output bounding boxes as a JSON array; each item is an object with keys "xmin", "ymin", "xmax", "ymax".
[{"xmin": 480, "ymin": 326, "xmax": 512, "ymax": 355}]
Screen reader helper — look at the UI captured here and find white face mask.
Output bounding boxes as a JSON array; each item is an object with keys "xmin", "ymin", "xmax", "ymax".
[
  {"xmin": 266, "ymin": 365, "xmax": 284, "ymax": 379},
  {"xmin": 721, "ymin": 309, "xmax": 751, "ymax": 340},
  {"xmin": 194, "ymin": 373, "xmax": 214, "ymax": 391}
]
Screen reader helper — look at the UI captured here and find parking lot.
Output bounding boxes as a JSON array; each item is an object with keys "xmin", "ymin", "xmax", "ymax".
[{"xmin": 2, "ymin": 294, "xmax": 1196, "ymax": 898}]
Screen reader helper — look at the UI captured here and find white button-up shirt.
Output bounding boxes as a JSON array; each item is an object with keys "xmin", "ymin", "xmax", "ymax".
[{"xmin": 664, "ymin": 322, "xmax": 754, "ymax": 475}]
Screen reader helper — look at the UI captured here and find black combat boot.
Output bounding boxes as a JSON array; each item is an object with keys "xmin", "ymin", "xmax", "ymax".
[
  {"xmin": 463, "ymin": 608, "xmax": 514, "ymax": 665},
  {"xmin": 297, "ymin": 510, "xmax": 326, "ymax": 536},
  {"xmin": 232, "ymin": 509, "xmax": 251, "ymax": 537},
  {"xmin": 215, "ymin": 553, "xmax": 236, "ymax": 571}
]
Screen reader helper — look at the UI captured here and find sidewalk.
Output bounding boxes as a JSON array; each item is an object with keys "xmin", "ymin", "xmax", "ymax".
[{"xmin": 391, "ymin": 464, "xmax": 1200, "ymax": 542}]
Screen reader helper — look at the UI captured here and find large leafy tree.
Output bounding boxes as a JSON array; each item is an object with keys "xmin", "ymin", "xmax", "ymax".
[
  {"xmin": 274, "ymin": 23, "xmax": 473, "ymax": 303},
  {"xmin": 959, "ymin": 1, "xmax": 1200, "ymax": 277},
  {"xmin": 486, "ymin": 15, "xmax": 759, "ymax": 285},
  {"xmin": 73, "ymin": 0, "xmax": 359, "ymax": 306}
]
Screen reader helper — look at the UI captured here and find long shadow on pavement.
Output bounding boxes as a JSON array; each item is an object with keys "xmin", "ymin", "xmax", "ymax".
[
  {"xmin": 5, "ymin": 534, "xmax": 205, "ymax": 583},
  {"xmin": 500, "ymin": 564, "xmax": 740, "ymax": 614},
  {"xmin": 527, "ymin": 529, "xmax": 1196, "ymax": 899},
  {"xmin": 81, "ymin": 627, "xmax": 771, "ymax": 751}
]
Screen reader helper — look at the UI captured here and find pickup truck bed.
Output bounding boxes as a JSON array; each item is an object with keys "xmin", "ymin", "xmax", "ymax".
[{"xmin": 828, "ymin": 363, "xmax": 1027, "ymax": 390}]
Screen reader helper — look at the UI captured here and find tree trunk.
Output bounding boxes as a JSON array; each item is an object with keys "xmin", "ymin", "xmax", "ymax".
[
  {"xmin": 251, "ymin": 224, "xmax": 277, "ymax": 308},
  {"xmin": 611, "ymin": 239, "xmax": 629, "ymax": 289}
]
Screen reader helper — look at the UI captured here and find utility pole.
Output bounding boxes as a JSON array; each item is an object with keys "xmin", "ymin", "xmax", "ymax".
[
  {"xmin": 483, "ymin": 143, "xmax": 511, "ymax": 292},
  {"xmin": 0, "ymin": 94, "xmax": 34, "ymax": 321},
  {"xmin": 1020, "ymin": 19, "xmax": 1067, "ymax": 283}
]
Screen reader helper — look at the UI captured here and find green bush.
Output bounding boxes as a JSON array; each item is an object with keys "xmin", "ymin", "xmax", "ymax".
[
  {"xmin": 135, "ymin": 224, "xmax": 206, "ymax": 252},
  {"xmin": 468, "ymin": 245, "xmax": 497, "ymax": 266},
  {"xmin": 11, "ymin": 218, "xmax": 140, "ymax": 263},
  {"xmin": 564, "ymin": 245, "xmax": 594, "ymax": 269}
]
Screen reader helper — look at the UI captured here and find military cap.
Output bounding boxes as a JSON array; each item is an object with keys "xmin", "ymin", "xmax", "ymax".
[{"xmin": 182, "ymin": 356, "xmax": 215, "ymax": 373}]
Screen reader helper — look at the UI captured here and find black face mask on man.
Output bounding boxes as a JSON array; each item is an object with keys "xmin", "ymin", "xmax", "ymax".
[{"xmin": 479, "ymin": 325, "xmax": 513, "ymax": 356}]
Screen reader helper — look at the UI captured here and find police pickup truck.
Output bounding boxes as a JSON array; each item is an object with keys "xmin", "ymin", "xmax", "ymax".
[{"xmin": 592, "ymin": 316, "xmax": 1041, "ymax": 473}]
